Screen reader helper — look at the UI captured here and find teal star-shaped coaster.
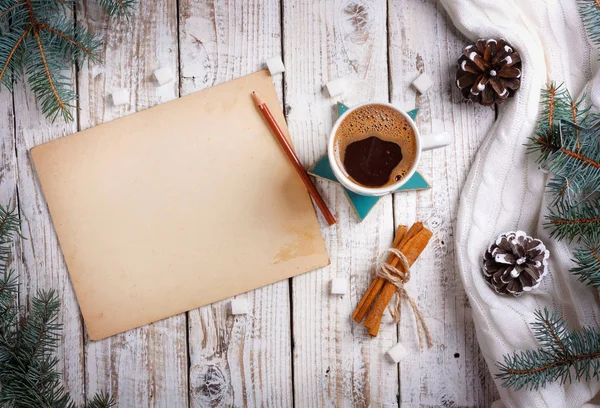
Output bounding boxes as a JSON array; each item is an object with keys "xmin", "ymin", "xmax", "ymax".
[{"xmin": 308, "ymin": 103, "xmax": 431, "ymax": 221}]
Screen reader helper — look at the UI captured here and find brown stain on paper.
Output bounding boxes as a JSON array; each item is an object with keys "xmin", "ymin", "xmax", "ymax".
[{"xmin": 274, "ymin": 228, "xmax": 318, "ymax": 264}]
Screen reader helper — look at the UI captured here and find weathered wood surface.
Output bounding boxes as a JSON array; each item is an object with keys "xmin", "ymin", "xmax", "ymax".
[
  {"xmin": 283, "ymin": 0, "xmax": 398, "ymax": 406},
  {"xmin": 11, "ymin": 20, "xmax": 87, "ymax": 405},
  {"xmin": 77, "ymin": 1, "xmax": 188, "ymax": 407},
  {"xmin": 388, "ymin": 1, "xmax": 499, "ymax": 406},
  {"xmin": 0, "ymin": 0, "xmax": 500, "ymax": 406},
  {"xmin": 178, "ymin": 1, "xmax": 293, "ymax": 406}
]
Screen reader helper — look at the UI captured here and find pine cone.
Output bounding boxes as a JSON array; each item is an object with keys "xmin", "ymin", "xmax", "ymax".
[
  {"xmin": 482, "ymin": 231, "xmax": 549, "ymax": 296},
  {"xmin": 456, "ymin": 39, "xmax": 522, "ymax": 106}
]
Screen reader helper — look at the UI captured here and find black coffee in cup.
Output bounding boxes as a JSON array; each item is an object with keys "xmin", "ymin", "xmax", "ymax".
[{"xmin": 333, "ymin": 104, "xmax": 418, "ymax": 188}]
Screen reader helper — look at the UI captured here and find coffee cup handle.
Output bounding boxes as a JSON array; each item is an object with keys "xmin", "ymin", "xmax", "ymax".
[{"xmin": 420, "ymin": 131, "xmax": 452, "ymax": 151}]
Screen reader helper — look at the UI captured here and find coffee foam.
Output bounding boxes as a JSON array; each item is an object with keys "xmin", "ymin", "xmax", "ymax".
[{"xmin": 334, "ymin": 104, "xmax": 418, "ymax": 188}]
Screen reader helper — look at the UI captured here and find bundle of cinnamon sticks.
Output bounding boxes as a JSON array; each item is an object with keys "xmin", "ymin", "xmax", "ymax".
[{"xmin": 352, "ymin": 222, "xmax": 432, "ymax": 337}]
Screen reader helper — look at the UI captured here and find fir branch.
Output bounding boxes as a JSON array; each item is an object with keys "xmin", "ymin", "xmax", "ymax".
[
  {"xmin": 20, "ymin": 290, "xmax": 62, "ymax": 362},
  {"xmin": 0, "ymin": 203, "xmax": 19, "ymax": 242},
  {"xmin": 548, "ymin": 85, "xmax": 557, "ymax": 134},
  {"xmin": 38, "ymin": 21, "xmax": 101, "ymax": 63},
  {"xmin": 571, "ymin": 239, "xmax": 600, "ymax": 286},
  {"xmin": 96, "ymin": 0, "xmax": 136, "ymax": 17},
  {"xmin": 513, "ymin": 6, "xmax": 600, "ymax": 391},
  {"xmin": 0, "ymin": 289, "xmax": 72, "ymax": 408},
  {"xmin": 0, "ymin": 0, "xmax": 136, "ymax": 121},
  {"xmin": 0, "ymin": 25, "xmax": 31, "ymax": 90},
  {"xmin": 548, "ymin": 173, "xmax": 598, "ymax": 207},
  {"xmin": 540, "ymin": 115, "xmax": 600, "ymax": 287},
  {"xmin": 546, "ymin": 199, "xmax": 600, "ymax": 242},
  {"xmin": 536, "ymin": 311, "xmax": 569, "ymax": 356},
  {"xmin": 559, "ymin": 147, "xmax": 600, "ymax": 169},
  {"xmin": 0, "ymin": 269, "xmax": 19, "ymax": 349},
  {"xmin": 547, "ymin": 119, "xmax": 600, "ymax": 206},
  {"xmin": 0, "ymin": 0, "xmax": 28, "ymax": 29},
  {"xmin": 529, "ymin": 85, "xmax": 600, "ymax": 290},
  {"xmin": 528, "ymin": 84, "xmax": 581, "ymax": 161},
  {"xmin": 0, "ymin": 199, "xmax": 114, "ymax": 407},
  {"xmin": 34, "ymin": 26, "xmax": 61, "ymax": 107},
  {"xmin": 0, "ymin": 0, "xmax": 25, "ymax": 20},
  {"xmin": 85, "ymin": 392, "xmax": 115, "ymax": 408},
  {"xmin": 26, "ymin": 26, "xmax": 77, "ymax": 122},
  {"xmin": 536, "ymin": 84, "xmax": 561, "ymax": 155},
  {"xmin": 497, "ymin": 308, "xmax": 600, "ymax": 391},
  {"xmin": 570, "ymin": 97, "xmax": 583, "ymax": 151},
  {"xmin": 0, "ymin": 204, "xmax": 20, "ymax": 347},
  {"xmin": 578, "ymin": 0, "xmax": 600, "ymax": 47},
  {"xmin": 0, "ymin": 203, "xmax": 20, "ymax": 276}
]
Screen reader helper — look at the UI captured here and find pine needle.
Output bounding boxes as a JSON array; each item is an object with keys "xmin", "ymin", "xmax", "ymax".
[
  {"xmin": 96, "ymin": 0, "xmax": 136, "ymax": 18},
  {"xmin": 0, "ymin": 0, "xmax": 135, "ymax": 121},
  {"xmin": 529, "ymin": 82, "xmax": 600, "ymax": 287},
  {"xmin": 578, "ymin": 0, "xmax": 600, "ymax": 47},
  {"xmin": 496, "ymin": 308, "xmax": 600, "ymax": 391},
  {"xmin": 571, "ymin": 238, "xmax": 600, "ymax": 286},
  {"xmin": 0, "ymin": 203, "xmax": 20, "ymax": 276},
  {"xmin": 546, "ymin": 200, "xmax": 600, "ymax": 242},
  {"xmin": 0, "ymin": 200, "xmax": 114, "ymax": 407},
  {"xmin": 0, "ymin": 1, "xmax": 22, "ymax": 17},
  {"xmin": 504, "ymin": 13, "xmax": 600, "ymax": 390},
  {"xmin": 85, "ymin": 392, "xmax": 116, "ymax": 408},
  {"xmin": 0, "ymin": 25, "xmax": 30, "ymax": 89}
]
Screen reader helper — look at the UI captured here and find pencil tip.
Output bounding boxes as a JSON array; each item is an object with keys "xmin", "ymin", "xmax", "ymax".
[{"xmin": 251, "ymin": 91, "xmax": 264, "ymax": 106}]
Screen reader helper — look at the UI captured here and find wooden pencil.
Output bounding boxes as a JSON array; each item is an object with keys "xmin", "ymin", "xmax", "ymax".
[{"xmin": 251, "ymin": 91, "xmax": 336, "ymax": 226}]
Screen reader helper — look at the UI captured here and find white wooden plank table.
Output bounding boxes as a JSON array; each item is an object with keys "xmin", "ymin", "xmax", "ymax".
[{"xmin": 0, "ymin": 0, "xmax": 500, "ymax": 406}]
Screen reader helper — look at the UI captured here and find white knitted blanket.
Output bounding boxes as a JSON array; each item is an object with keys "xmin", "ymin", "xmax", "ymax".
[{"xmin": 438, "ymin": 0, "xmax": 600, "ymax": 406}]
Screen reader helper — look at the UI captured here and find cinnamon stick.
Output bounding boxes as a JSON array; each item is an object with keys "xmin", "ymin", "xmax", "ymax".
[
  {"xmin": 364, "ymin": 226, "xmax": 432, "ymax": 336},
  {"xmin": 367, "ymin": 313, "xmax": 383, "ymax": 337},
  {"xmin": 365, "ymin": 225, "xmax": 426, "ymax": 336},
  {"xmin": 352, "ymin": 225, "xmax": 407, "ymax": 323},
  {"xmin": 352, "ymin": 223, "xmax": 423, "ymax": 323}
]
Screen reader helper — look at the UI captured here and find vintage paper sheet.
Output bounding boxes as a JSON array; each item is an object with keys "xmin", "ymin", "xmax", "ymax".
[{"xmin": 31, "ymin": 70, "xmax": 329, "ymax": 340}]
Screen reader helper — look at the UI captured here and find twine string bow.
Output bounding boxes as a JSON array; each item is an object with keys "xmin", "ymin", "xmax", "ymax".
[{"xmin": 376, "ymin": 247, "xmax": 433, "ymax": 349}]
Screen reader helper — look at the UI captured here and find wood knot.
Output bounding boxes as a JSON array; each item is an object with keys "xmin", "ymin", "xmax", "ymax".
[
  {"xmin": 196, "ymin": 364, "xmax": 229, "ymax": 405},
  {"xmin": 343, "ymin": 3, "xmax": 369, "ymax": 43}
]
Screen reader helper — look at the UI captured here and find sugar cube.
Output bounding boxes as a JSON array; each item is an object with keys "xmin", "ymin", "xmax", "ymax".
[
  {"xmin": 110, "ymin": 88, "xmax": 129, "ymax": 106},
  {"xmin": 266, "ymin": 56, "xmax": 285, "ymax": 75},
  {"xmin": 421, "ymin": 131, "xmax": 453, "ymax": 150},
  {"xmin": 412, "ymin": 73, "xmax": 434, "ymax": 94},
  {"xmin": 330, "ymin": 278, "xmax": 348, "ymax": 295},
  {"xmin": 324, "ymin": 77, "xmax": 347, "ymax": 97},
  {"xmin": 230, "ymin": 298, "xmax": 248, "ymax": 315},
  {"xmin": 153, "ymin": 67, "xmax": 174, "ymax": 86},
  {"xmin": 386, "ymin": 342, "xmax": 408, "ymax": 363}
]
